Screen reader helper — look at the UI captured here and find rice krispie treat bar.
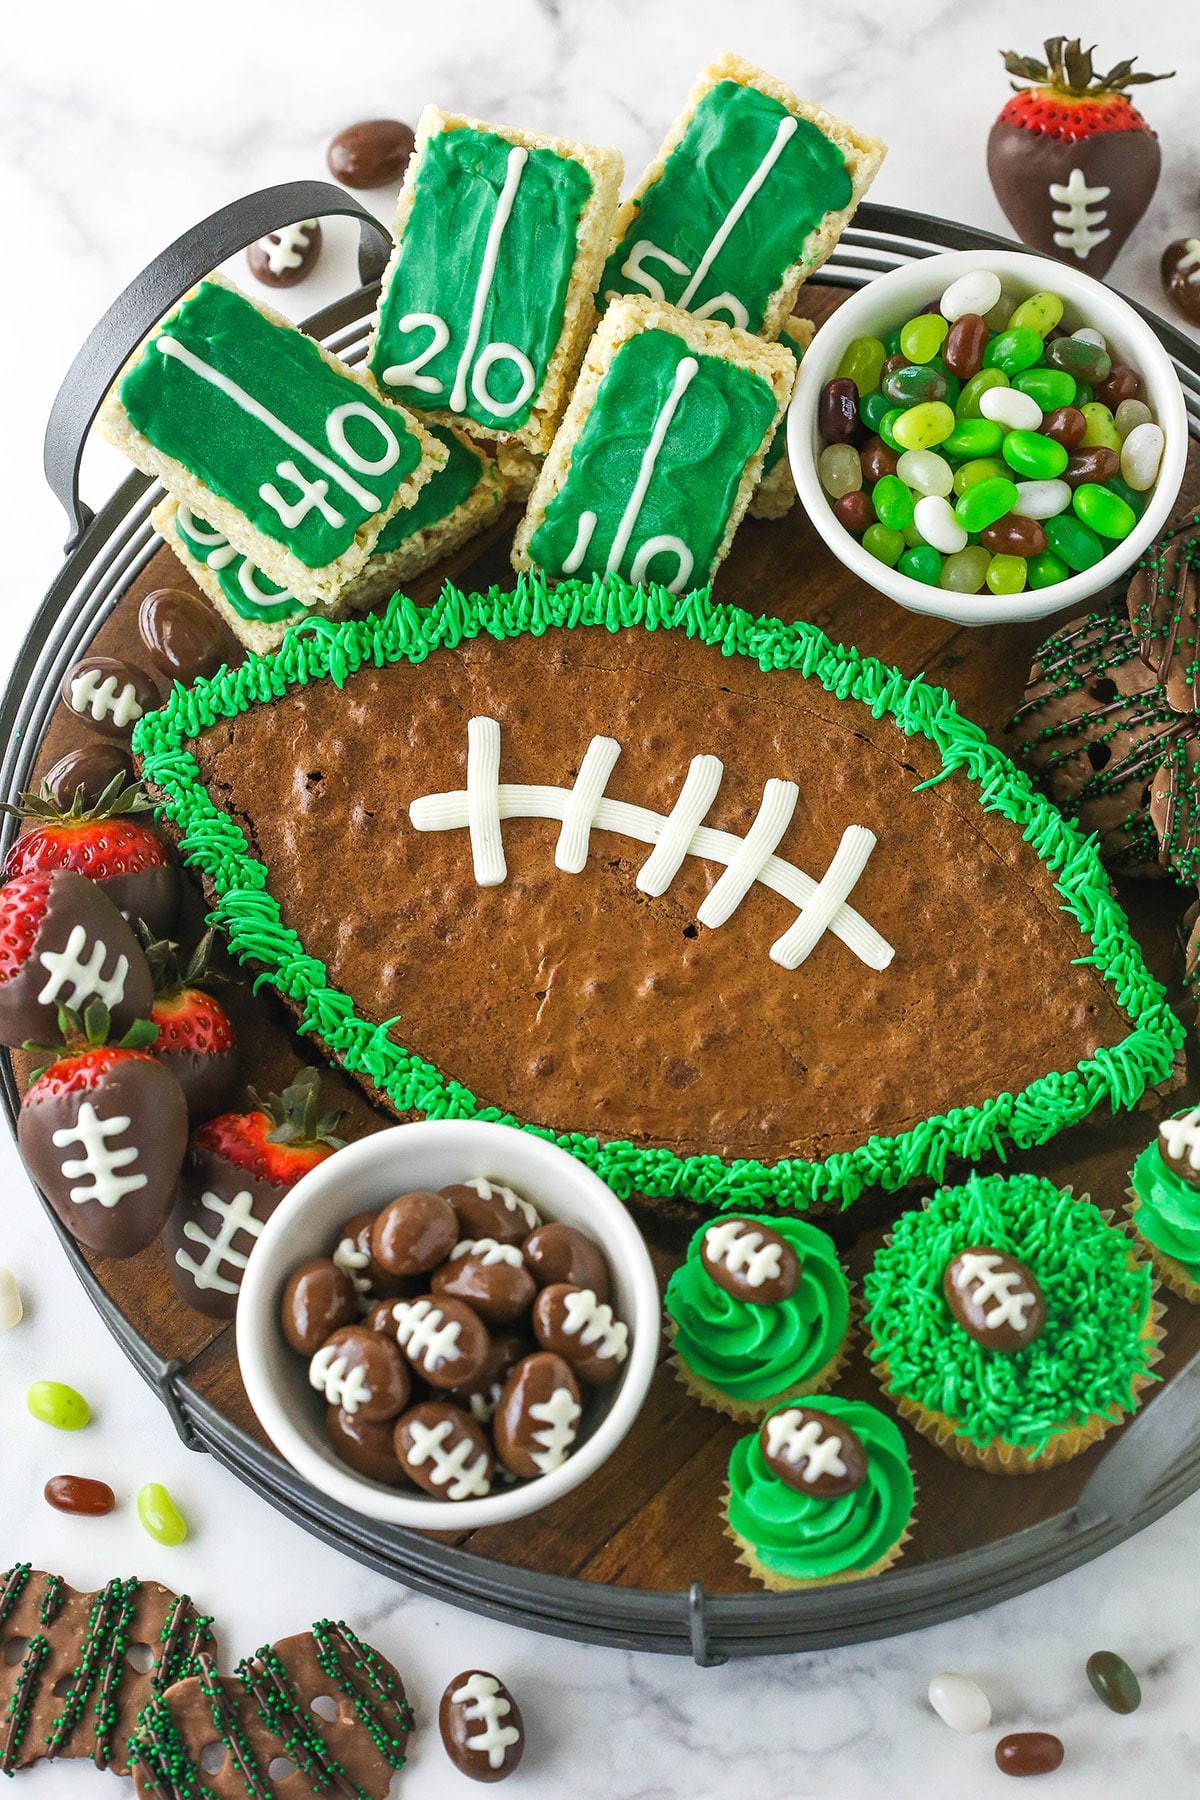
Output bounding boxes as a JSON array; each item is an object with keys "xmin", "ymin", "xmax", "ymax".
[
  {"xmin": 369, "ymin": 105, "xmax": 623, "ymax": 454},
  {"xmin": 748, "ymin": 314, "xmax": 815, "ymax": 520},
  {"xmin": 511, "ymin": 294, "xmax": 796, "ymax": 592},
  {"xmin": 600, "ymin": 53, "xmax": 885, "ymax": 338},
  {"xmin": 152, "ymin": 496, "xmax": 316, "ymax": 658}
]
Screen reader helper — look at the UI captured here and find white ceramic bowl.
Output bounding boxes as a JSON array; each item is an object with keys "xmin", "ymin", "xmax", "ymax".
[
  {"xmin": 788, "ymin": 248, "xmax": 1188, "ymax": 627},
  {"xmin": 237, "ymin": 1119, "xmax": 660, "ymax": 1529}
]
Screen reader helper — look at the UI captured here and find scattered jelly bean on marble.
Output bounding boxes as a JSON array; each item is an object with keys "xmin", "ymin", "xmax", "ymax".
[
  {"xmin": 1086, "ymin": 1650, "xmax": 1141, "ymax": 1715},
  {"xmin": 137, "ymin": 1482, "xmax": 188, "ymax": 1545},
  {"xmin": 44, "ymin": 1475, "xmax": 115, "ymax": 1517},
  {"xmin": 27, "ymin": 1381, "xmax": 91, "ymax": 1431},
  {"xmin": 995, "ymin": 1732, "xmax": 1065, "ymax": 1777},
  {"xmin": 928, "ymin": 1670, "xmax": 992, "ymax": 1733},
  {"xmin": 0, "ymin": 1269, "xmax": 22, "ymax": 1330}
]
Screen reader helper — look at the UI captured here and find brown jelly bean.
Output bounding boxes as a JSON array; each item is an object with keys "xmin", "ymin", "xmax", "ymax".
[
  {"xmin": 860, "ymin": 436, "xmax": 899, "ymax": 485},
  {"xmin": 818, "ymin": 378, "xmax": 859, "ymax": 444},
  {"xmin": 995, "ymin": 1732, "xmax": 1064, "ymax": 1777},
  {"xmin": 1063, "ymin": 445, "xmax": 1120, "ymax": 489},
  {"xmin": 327, "ymin": 119, "xmax": 415, "ymax": 189},
  {"xmin": 42, "ymin": 743, "xmax": 134, "ymax": 812},
  {"xmin": 1096, "ymin": 364, "xmax": 1142, "ymax": 410},
  {"xmin": 139, "ymin": 587, "xmax": 235, "ymax": 682},
  {"xmin": 944, "ymin": 313, "xmax": 988, "ymax": 379},
  {"xmin": 44, "ymin": 1475, "xmax": 115, "ymax": 1516},
  {"xmin": 879, "ymin": 352, "xmax": 909, "ymax": 381},
  {"xmin": 833, "ymin": 491, "xmax": 873, "ymax": 537},
  {"xmin": 980, "ymin": 513, "xmax": 1047, "ymax": 558},
  {"xmin": 1039, "ymin": 405, "xmax": 1087, "ymax": 449}
]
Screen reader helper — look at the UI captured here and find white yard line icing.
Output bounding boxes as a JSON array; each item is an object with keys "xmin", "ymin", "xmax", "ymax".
[
  {"xmin": 450, "ymin": 144, "xmax": 529, "ymax": 413},
  {"xmin": 606, "ymin": 355, "xmax": 698, "ymax": 574},
  {"xmin": 676, "ymin": 114, "xmax": 798, "ymax": 311}
]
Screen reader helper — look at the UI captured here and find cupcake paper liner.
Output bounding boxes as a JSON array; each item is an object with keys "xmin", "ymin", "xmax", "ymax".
[
  {"xmin": 666, "ymin": 1305, "xmax": 855, "ymax": 1424},
  {"xmin": 720, "ymin": 1480, "xmax": 915, "ymax": 1593},
  {"xmin": 1125, "ymin": 1189, "xmax": 1200, "ymax": 1306}
]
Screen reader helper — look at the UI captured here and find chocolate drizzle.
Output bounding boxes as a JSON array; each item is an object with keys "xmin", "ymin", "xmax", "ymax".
[
  {"xmin": 240, "ymin": 1648, "xmax": 357, "ymax": 1799},
  {"xmin": 1, "ymin": 1637, "xmax": 49, "ymax": 1773},
  {"xmin": 154, "ymin": 1595, "xmax": 213, "ymax": 1695},
  {"xmin": 196, "ymin": 1651, "xmax": 265, "ymax": 1797},
  {"xmin": 1151, "ymin": 737, "xmax": 1200, "ymax": 882},
  {"xmin": 311, "ymin": 1620, "xmax": 413, "ymax": 1768},
  {"xmin": 0, "ymin": 1563, "xmax": 32, "ymax": 1632}
]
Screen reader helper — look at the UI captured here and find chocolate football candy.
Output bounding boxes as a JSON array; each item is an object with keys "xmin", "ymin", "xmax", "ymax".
[
  {"xmin": 758, "ymin": 1405, "xmax": 868, "ymax": 1497},
  {"xmin": 281, "ymin": 1257, "xmax": 359, "ymax": 1355},
  {"xmin": 327, "ymin": 119, "xmax": 415, "ymax": 188},
  {"xmin": 442, "ymin": 1330, "xmax": 532, "ymax": 1422},
  {"xmin": 943, "ymin": 1247, "xmax": 1046, "ymax": 1351},
  {"xmin": 246, "ymin": 220, "xmax": 322, "ymax": 289},
  {"xmin": 522, "ymin": 1222, "xmax": 610, "ymax": 1300},
  {"xmin": 61, "ymin": 656, "xmax": 158, "ymax": 743},
  {"xmin": 165, "ymin": 1146, "xmax": 288, "ymax": 1319},
  {"xmin": 138, "ymin": 587, "xmax": 236, "ymax": 683},
  {"xmin": 371, "ymin": 1189, "xmax": 458, "ymax": 1275},
  {"xmin": 699, "ymin": 1217, "xmax": 800, "ymax": 1303},
  {"xmin": 442, "ymin": 1177, "xmax": 540, "ymax": 1247},
  {"xmin": 41, "ymin": 744, "xmax": 134, "ymax": 813},
  {"xmin": 309, "ymin": 1326, "xmax": 411, "ymax": 1423},
  {"xmin": 326, "ymin": 1405, "xmax": 410, "ymax": 1485},
  {"xmin": 1157, "ymin": 1108, "xmax": 1200, "ymax": 1186},
  {"xmin": 393, "ymin": 1402, "xmax": 493, "ymax": 1500},
  {"xmin": 493, "ymin": 1353, "xmax": 582, "ymax": 1480},
  {"xmin": 335, "ymin": 1210, "xmax": 414, "ymax": 1300},
  {"xmin": 432, "ymin": 1238, "xmax": 537, "ymax": 1325},
  {"xmin": 385, "ymin": 1295, "xmax": 492, "ymax": 1388},
  {"xmin": 438, "ymin": 1669, "xmax": 524, "ymax": 1782},
  {"xmin": 531, "ymin": 1284, "xmax": 629, "ymax": 1386},
  {"xmin": 0, "ymin": 869, "xmax": 154, "ymax": 1048},
  {"xmin": 1161, "ymin": 239, "xmax": 1200, "ymax": 327}
]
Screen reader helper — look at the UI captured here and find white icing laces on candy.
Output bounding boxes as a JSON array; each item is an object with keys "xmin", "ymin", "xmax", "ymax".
[
  {"xmin": 703, "ymin": 1220, "xmax": 784, "ymax": 1289},
  {"xmin": 763, "ymin": 1410, "xmax": 848, "ymax": 1486},
  {"xmin": 68, "ymin": 668, "xmax": 144, "ymax": 729},
  {"xmin": 390, "ymin": 1299, "xmax": 463, "ymax": 1372},
  {"xmin": 1178, "ymin": 242, "xmax": 1200, "ymax": 285},
  {"xmin": 449, "ymin": 1238, "xmax": 525, "ymax": 1267},
  {"xmin": 404, "ymin": 1417, "xmax": 491, "ymax": 1499},
  {"xmin": 410, "ymin": 717, "xmax": 893, "ymax": 973},
  {"xmin": 262, "ymin": 220, "xmax": 318, "ymax": 277},
  {"xmin": 37, "ymin": 927, "xmax": 128, "ymax": 1012},
  {"xmin": 461, "ymin": 1175, "xmax": 539, "ymax": 1231},
  {"xmin": 333, "ymin": 1235, "xmax": 372, "ymax": 1296},
  {"xmin": 528, "ymin": 1385, "xmax": 582, "ymax": 1474},
  {"xmin": 950, "ymin": 1252, "xmax": 1038, "ymax": 1334},
  {"xmin": 51, "ymin": 1105, "xmax": 146, "ymax": 1209},
  {"xmin": 175, "ymin": 1188, "xmax": 262, "ymax": 1296},
  {"xmin": 309, "ymin": 1344, "xmax": 372, "ymax": 1414},
  {"xmin": 451, "ymin": 1673, "xmax": 521, "ymax": 1768},
  {"xmin": 561, "ymin": 1289, "xmax": 628, "ymax": 1364},
  {"xmin": 1048, "ymin": 169, "xmax": 1110, "ymax": 260},
  {"xmin": 1161, "ymin": 1107, "xmax": 1200, "ymax": 1172}
]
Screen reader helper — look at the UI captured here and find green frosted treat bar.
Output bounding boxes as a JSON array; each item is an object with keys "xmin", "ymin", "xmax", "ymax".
[
  {"xmin": 513, "ymin": 296, "xmax": 795, "ymax": 593},
  {"xmin": 601, "ymin": 54, "xmax": 885, "ymax": 338},
  {"xmin": 152, "ymin": 496, "xmax": 316, "ymax": 658},
  {"xmin": 370, "ymin": 106, "xmax": 623, "ymax": 453},
  {"xmin": 750, "ymin": 315, "xmax": 813, "ymax": 519},
  {"xmin": 101, "ymin": 275, "xmax": 445, "ymax": 606}
]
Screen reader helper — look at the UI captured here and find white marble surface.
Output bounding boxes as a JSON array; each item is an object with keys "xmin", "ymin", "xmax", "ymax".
[{"xmin": 4, "ymin": 2, "xmax": 1200, "ymax": 1793}]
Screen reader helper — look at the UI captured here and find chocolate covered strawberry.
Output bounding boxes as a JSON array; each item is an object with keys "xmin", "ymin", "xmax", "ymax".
[
  {"xmin": 0, "ymin": 869, "xmax": 153, "ymax": 1047},
  {"xmin": 2, "ymin": 775, "xmax": 179, "ymax": 937},
  {"xmin": 18, "ymin": 1002, "xmax": 188, "ymax": 1259},
  {"xmin": 988, "ymin": 38, "xmax": 1173, "ymax": 278},
  {"xmin": 165, "ymin": 1067, "xmax": 345, "ymax": 1318},
  {"xmin": 143, "ymin": 928, "xmax": 237, "ymax": 1124}
]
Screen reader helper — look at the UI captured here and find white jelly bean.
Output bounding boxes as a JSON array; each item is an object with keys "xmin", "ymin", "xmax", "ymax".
[
  {"xmin": 913, "ymin": 494, "xmax": 968, "ymax": 554},
  {"xmin": 1072, "ymin": 327, "xmax": 1108, "ymax": 352},
  {"xmin": 1114, "ymin": 398, "xmax": 1152, "ymax": 441},
  {"xmin": 928, "ymin": 1671, "xmax": 992, "ymax": 1734},
  {"xmin": 940, "ymin": 269, "xmax": 1003, "ymax": 323},
  {"xmin": 0, "ymin": 1268, "xmax": 21, "ymax": 1330},
  {"xmin": 1121, "ymin": 422, "xmax": 1165, "ymax": 492},
  {"xmin": 979, "ymin": 386, "xmax": 1043, "ymax": 431},
  {"xmin": 1013, "ymin": 479, "xmax": 1072, "ymax": 521},
  {"xmin": 895, "ymin": 449, "xmax": 954, "ymax": 498}
]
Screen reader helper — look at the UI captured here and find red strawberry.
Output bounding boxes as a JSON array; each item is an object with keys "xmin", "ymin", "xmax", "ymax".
[
  {"xmin": 18, "ymin": 1002, "xmax": 188, "ymax": 1259},
  {"xmin": 143, "ymin": 929, "xmax": 238, "ymax": 1125},
  {"xmin": 0, "ymin": 868, "xmax": 153, "ymax": 1048},
  {"xmin": 165, "ymin": 1068, "xmax": 345, "ymax": 1318},
  {"xmin": 987, "ymin": 38, "xmax": 1173, "ymax": 277},
  {"xmin": 2, "ymin": 775, "xmax": 179, "ymax": 937}
]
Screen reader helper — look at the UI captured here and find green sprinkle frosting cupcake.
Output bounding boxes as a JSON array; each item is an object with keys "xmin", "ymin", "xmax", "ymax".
[
  {"xmin": 1128, "ymin": 1105, "xmax": 1200, "ymax": 1303},
  {"xmin": 864, "ymin": 1172, "xmax": 1163, "ymax": 1475},
  {"xmin": 725, "ymin": 1396, "xmax": 914, "ymax": 1591},
  {"xmin": 665, "ymin": 1215, "xmax": 851, "ymax": 1421}
]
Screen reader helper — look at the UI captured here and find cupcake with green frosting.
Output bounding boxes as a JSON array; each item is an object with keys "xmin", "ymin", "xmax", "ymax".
[
  {"xmin": 725, "ymin": 1395, "xmax": 915, "ymax": 1591},
  {"xmin": 864, "ymin": 1172, "xmax": 1163, "ymax": 1475},
  {"xmin": 1128, "ymin": 1105, "xmax": 1200, "ymax": 1303},
  {"xmin": 665, "ymin": 1214, "xmax": 851, "ymax": 1421}
]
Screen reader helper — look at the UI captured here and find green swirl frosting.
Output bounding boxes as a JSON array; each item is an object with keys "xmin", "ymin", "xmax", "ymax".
[
  {"xmin": 864, "ymin": 1172, "xmax": 1156, "ymax": 1455},
  {"xmin": 666, "ymin": 1216, "xmax": 849, "ymax": 1400},
  {"xmin": 1132, "ymin": 1135, "xmax": 1200, "ymax": 1275},
  {"xmin": 726, "ymin": 1396, "xmax": 913, "ymax": 1581}
]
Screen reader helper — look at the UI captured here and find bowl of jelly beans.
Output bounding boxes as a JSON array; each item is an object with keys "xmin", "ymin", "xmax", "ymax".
[{"xmin": 788, "ymin": 250, "xmax": 1187, "ymax": 626}]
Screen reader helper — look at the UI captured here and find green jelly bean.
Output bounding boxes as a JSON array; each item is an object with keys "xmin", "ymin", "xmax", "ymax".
[
  {"xmin": 878, "ymin": 409, "xmax": 905, "ymax": 452},
  {"xmin": 859, "ymin": 389, "xmax": 893, "ymax": 433},
  {"xmin": 1105, "ymin": 474, "xmax": 1145, "ymax": 520},
  {"xmin": 836, "ymin": 335, "xmax": 886, "ymax": 395},
  {"xmin": 27, "ymin": 1381, "xmax": 91, "ymax": 1431},
  {"xmin": 1028, "ymin": 549, "xmax": 1070, "ymax": 589},
  {"xmin": 1007, "ymin": 291, "xmax": 1065, "ymax": 337},
  {"xmin": 899, "ymin": 313, "xmax": 949, "ymax": 364},
  {"xmin": 882, "ymin": 363, "xmax": 949, "ymax": 407},
  {"xmin": 1074, "ymin": 382, "xmax": 1094, "ymax": 409},
  {"xmin": 1073, "ymin": 482, "xmax": 1137, "ymax": 540},
  {"xmin": 985, "ymin": 553, "xmax": 1027, "ymax": 595},
  {"xmin": 882, "ymin": 327, "xmax": 904, "ymax": 357},
  {"xmin": 955, "ymin": 476, "xmax": 1019, "ymax": 533},
  {"xmin": 941, "ymin": 418, "xmax": 1004, "ymax": 460},
  {"xmin": 137, "ymin": 1482, "xmax": 188, "ymax": 1546},
  {"xmin": 1001, "ymin": 429, "xmax": 1069, "ymax": 480},
  {"xmin": 902, "ymin": 521, "xmax": 927, "ymax": 548},
  {"xmin": 927, "ymin": 357, "xmax": 961, "ymax": 408},
  {"xmin": 1086, "ymin": 1651, "xmax": 1142, "ymax": 1716},
  {"xmin": 1045, "ymin": 512, "xmax": 1106, "ymax": 572},
  {"xmin": 892, "ymin": 401, "xmax": 956, "ymax": 451},
  {"xmin": 872, "ymin": 474, "xmax": 915, "ymax": 531},
  {"xmin": 1080, "ymin": 402, "xmax": 1122, "ymax": 453},
  {"xmin": 939, "ymin": 545, "xmax": 991, "ymax": 593},
  {"xmin": 953, "ymin": 457, "xmax": 1006, "ymax": 496},
  {"xmin": 1013, "ymin": 367, "xmax": 1077, "ymax": 410},
  {"xmin": 983, "ymin": 327, "xmax": 1044, "ymax": 375},
  {"xmin": 862, "ymin": 523, "xmax": 905, "ymax": 567},
  {"xmin": 957, "ymin": 367, "xmax": 1009, "ymax": 419},
  {"xmin": 898, "ymin": 545, "xmax": 943, "ymax": 586},
  {"xmin": 1046, "ymin": 336, "xmax": 1111, "ymax": 386}
]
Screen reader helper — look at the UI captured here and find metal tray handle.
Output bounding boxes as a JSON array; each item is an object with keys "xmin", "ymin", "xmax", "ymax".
[{"xmin": 42, "ymin": 180, "xmax": 392, "ymax": 552}]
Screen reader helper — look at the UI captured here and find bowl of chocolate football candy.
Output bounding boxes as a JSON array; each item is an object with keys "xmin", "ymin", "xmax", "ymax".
[
  {"xmin": 789, "ymin": 248, "xmax": 1187, "ymax": 626},
  {"xmin": 236, "ymin": 1119, "xmax": 660, "ymax": 1527}
]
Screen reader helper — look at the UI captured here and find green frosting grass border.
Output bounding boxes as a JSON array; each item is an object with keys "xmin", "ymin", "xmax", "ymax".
[{"xmin": 132, "ymin": 572, "xmax": 1184, "ymax": 1213}]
